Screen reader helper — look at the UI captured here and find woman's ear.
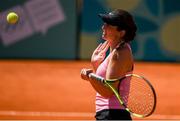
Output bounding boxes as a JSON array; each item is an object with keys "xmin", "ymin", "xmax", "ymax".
[{"xmin": 120, "ymin": 30, "xmax": 126, "ymax": 38}]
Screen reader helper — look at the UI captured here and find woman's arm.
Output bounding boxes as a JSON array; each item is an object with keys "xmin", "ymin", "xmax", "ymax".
[
  {"xmin": 105, "ymin": 45, "xmax": 133, "ymax": 94},
  {"xmin": 89, "ymin": 45, "xmax": 133, "ymax": 98},
  {"xmin": 81, "ymin": 68, "xmax": 112, "ymax": 98}
]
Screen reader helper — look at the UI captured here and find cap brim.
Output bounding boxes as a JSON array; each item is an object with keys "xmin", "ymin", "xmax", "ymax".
[
  {"xmin": 98, "ymin": 13, "xmax": 113, "ymax": 25},
  {"xmin": 98, "ymin": 14, "xmax": 118, "ymax": 26}
]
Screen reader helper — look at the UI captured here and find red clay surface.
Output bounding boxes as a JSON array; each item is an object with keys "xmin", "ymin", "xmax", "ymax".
[{"xmin": 0, "ymin": 60, "xmax": 179, "ymax": 120}]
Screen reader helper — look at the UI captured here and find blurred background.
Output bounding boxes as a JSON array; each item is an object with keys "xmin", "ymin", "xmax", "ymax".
[
  {"xmin": 0, "ymin": 0, "xmax": 179, "ymax": 61},
  {"xmin": 0, "ymin": 0, "xmax": 180, "ymax": 120}
]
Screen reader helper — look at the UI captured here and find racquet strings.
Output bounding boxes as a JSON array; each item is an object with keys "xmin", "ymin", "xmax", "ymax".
[{"xmin": 119, "ymin": 75, "xmax": 156, "ymax": 116}]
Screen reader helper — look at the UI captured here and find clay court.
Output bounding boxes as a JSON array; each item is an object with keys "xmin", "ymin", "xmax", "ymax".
[{"xmin": 0, "ymin": 60, "xmax": 180, "ymax": 120}]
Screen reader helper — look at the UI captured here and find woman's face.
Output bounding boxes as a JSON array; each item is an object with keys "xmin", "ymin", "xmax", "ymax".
[{"xmin": 101, "ymin": 23, "xmax": 121, "ymax": 42}]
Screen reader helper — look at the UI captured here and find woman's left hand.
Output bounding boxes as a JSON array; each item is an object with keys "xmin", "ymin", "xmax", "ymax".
[{"xmin": 91, "ymin": 41, "xmax": 109, "ymax": 70}]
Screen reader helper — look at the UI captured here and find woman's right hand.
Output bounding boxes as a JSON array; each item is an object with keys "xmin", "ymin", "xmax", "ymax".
[
  {"xmin": 80, "ymin": 68, "xmax": 93, "ymax": 81},
  {"xmin": 91, "ymin": 41, "xmax": 109, "ymax": 70}
]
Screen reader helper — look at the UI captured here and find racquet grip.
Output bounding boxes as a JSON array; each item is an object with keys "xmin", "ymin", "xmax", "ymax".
[{"xmin": 89, "ymin": 73, "xmax": 104, "ymax": 83}]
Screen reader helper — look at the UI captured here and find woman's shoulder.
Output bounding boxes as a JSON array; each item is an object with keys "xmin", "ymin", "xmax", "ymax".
[
  {"xmin": 110, "ymin": 43, "xmax": 134, "ymax": 72},
  {"xmin": 111, "ymin": 43, "xmax": 132, "ymax": 61}
]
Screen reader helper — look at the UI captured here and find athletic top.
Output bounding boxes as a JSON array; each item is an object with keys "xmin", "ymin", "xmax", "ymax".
[{"xmin": 95, "ymin": 44, "xmax": 133, "ymax": 112}]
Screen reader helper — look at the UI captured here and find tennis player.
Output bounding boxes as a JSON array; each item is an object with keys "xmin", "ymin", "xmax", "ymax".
[{"xmin": 81, "ymin": 9, "xmax": 137, "ymax": 120}]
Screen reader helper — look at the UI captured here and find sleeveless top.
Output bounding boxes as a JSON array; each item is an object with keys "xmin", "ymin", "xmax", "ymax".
[{"xmin": 95, "ymin": 44, "xmax": 133, "ymax": 112}]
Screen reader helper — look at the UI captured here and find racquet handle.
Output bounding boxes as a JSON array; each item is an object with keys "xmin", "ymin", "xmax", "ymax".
[{"xmin": 89, "ymin": 73, "xmax": 104, "ymax": 83}]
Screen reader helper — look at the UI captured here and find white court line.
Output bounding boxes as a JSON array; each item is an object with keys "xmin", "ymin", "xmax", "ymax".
[
  {"xmin": 0, "ymin": 111, "xmax": 94, "ymax": 117},
  {"xmin": 144, "ymin": 114, "xmax": 180, "ymax": 119},
  {"xmin": 0, "ymin": 111, "xmax": 180, "ymax": 119}
]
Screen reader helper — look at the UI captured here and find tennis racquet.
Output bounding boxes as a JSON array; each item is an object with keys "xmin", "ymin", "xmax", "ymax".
[{"xmin": 89, "ymin": 73, "xmax": 156, "ymax": 118}]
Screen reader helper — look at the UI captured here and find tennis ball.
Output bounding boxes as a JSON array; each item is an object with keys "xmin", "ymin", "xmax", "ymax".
[{"xmin": 7, "ymin": 12, "xmax": 19, "ymax": 24}]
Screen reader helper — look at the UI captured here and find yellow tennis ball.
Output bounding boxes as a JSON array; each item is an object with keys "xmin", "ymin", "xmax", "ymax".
[{"xmin": 7, "ymin": 12, "xmax": 19, "ymax": 24}]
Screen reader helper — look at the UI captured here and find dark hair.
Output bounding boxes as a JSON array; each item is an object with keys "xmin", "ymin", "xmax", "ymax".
[{"xmin": 98, "ymin": 9, "xmax": 137, "ymax": 42}]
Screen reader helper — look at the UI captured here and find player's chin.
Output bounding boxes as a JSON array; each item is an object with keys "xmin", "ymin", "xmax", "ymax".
[
  {"xmin": 101, "ymin": 35, "xmax": 106, "ymax": 40},
  {"xmin": 102, "ymin": 37, "xmax": 109, "ymax": 42}
]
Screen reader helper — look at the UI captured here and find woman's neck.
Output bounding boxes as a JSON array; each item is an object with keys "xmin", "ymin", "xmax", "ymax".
[{"xmin": 109, "ymin": 39, "xmax": 122, "ymax": 52}]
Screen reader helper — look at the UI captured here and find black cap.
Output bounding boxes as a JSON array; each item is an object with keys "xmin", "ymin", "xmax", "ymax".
[{"xmin": 98, "ymin": 9, "xmax": 134, "ymax": 29}]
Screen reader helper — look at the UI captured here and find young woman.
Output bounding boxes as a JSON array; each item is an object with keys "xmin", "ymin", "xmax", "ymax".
[{"xmin": 81, "ymin": 9, "xmax": 137, "ymax": 120}]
